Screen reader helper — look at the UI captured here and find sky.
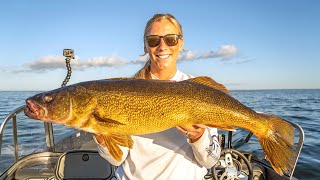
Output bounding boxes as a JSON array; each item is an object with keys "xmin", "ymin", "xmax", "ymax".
[{"xmin": 0, "ymin": 1, "xmax": 319, "ymax": 91}]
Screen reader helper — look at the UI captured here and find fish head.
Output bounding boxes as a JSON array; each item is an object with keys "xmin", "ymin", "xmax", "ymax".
[{"xmin": 24, "ymin": 86, "xmax": 73, "ymax": 123}]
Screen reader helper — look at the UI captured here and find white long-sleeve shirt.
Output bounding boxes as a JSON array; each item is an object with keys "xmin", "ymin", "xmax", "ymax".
[{"xmin": 96, "ymin": 70, "xmax": 221, "ymax": 180}]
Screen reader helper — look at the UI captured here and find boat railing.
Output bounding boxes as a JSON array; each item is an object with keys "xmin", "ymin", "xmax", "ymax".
[
  {"xmin": 286, "ymin": 120, "xmax": 304, "ymax": 180},
  {"xmin": 0, "ymin": 105, "xmax": 55, "ymax": 163}
]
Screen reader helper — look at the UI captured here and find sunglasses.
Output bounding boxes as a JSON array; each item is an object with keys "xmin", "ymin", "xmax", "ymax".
[{"xmin": 145, "ymin": 34, "xmax": 183, "ymax": 47}]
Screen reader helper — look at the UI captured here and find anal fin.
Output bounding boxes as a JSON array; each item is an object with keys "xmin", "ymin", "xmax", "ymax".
[{"xmin": 94, "ymin": 133, "xmax": 133, "ymax": 161}]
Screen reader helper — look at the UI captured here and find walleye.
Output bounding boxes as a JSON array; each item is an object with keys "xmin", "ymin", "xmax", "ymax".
[{"xmin": 24, "ymin": 76, "xmax": 295, "ymax": 175}]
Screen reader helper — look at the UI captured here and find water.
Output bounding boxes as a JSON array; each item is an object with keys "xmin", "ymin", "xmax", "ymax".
[
  {"xmin": 0, "ymin": 90, "xmax": 319, "ymax": 179},
  {"xmin": 231, "ymin": 89, "xmax": 320, "ymax": 179}
]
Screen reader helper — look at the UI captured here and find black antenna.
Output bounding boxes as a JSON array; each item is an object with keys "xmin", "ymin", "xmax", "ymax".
[{"xmin": 62, "ymin": 49, "xmax": 75, "ymax": 87}]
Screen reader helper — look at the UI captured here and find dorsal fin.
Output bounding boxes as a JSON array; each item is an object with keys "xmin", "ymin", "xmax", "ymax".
[
  {"xmin": 187, "ymin": 76, "xmax": 230, "ymax": 95},
  {"xmin": 105, "ymin": 77, "xmax": 133, "ymax": 81}
]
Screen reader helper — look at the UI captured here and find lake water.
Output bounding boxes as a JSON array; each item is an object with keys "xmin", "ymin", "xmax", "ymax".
[{"xmin": 0, "ymin": 89, "xmax": 319, "ymax": 179}]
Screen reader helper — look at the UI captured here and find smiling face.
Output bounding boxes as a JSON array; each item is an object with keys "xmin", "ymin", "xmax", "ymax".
[{"xmin": 145, "ymin": 19, "xmax": 184, "ymax": 76}]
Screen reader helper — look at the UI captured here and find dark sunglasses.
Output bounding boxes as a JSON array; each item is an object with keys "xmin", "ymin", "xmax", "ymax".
[{"xmin": 145, "ymin": 34, "xmax": 183, "ymax": 47}]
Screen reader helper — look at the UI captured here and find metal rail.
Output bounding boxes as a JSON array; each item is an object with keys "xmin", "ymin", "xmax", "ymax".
[
  {"xmin": 0, "ymin": 105, "xmax": 55, "ymax": 162},
  {"xmin": 289, "ymin": 121, "xmax": 304, "ymax": 180}
]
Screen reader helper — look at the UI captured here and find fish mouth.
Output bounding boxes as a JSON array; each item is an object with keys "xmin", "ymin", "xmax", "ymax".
[{"xmin": 24, "ymin": 99, "xmax": 44, "ymax": 120}]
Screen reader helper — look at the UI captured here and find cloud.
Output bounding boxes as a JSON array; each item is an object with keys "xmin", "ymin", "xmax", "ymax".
[
  {"xmin": 130, "ymin": 54, "xmax": 149, "ymax": 64},
  {"xmin": 236, "ymin": 59, "xmax": 255, "ymax": 64},
  {"xmin": 27, "ymin": 55, "xmax": 69, "ymax": 71},
  {"xmin": 73, "ymin": 56, "xmax": 127, "ymax": 70},
  {"xmin": 216, "ymin": 45, "xmax": 238, "ymax": 60},
  {"xmin": 12, "ymin": 45, "xmax": 242, "ymax": 73},
  {"xmin": 179, "ymin": 45, "xmax": 238, "ymax": 61},
  {"xmin": 15, "ymin": 55, "xmax": 127, "ymax": 72},
  {"xmin": 179, "ymin": 50, "xmax": 198, "ymax": 60}
]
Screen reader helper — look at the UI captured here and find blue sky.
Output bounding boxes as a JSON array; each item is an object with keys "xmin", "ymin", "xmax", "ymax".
[{"xmin": 0, "ymin": 1, "xmax": 319, "ymax": 90}]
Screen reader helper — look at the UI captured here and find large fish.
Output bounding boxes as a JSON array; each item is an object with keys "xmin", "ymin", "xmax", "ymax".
[{"xmin": 24, "ymin": 76, "xmax": 294, "ymax": 175}]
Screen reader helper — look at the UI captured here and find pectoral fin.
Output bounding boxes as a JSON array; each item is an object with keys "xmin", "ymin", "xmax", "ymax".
[
  {"xmin": 94, "ymin": 113, "xmax": 126, "ymax": 126},
  {"xmin": 94, "ymin": 133, "xmax": 133, "ymax": 161},
  {"xmin": 186, "ymin": 76, "xmax": 230, "ymax": 95}
]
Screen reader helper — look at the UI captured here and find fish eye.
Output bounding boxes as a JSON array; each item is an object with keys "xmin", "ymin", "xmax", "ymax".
[{"xmin": 43, "ymin": 95, "xmax": 53, "ymax": 103}]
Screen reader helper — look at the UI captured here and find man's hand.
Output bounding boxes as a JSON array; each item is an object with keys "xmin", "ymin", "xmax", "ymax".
[{"xmin": 176, "ymin": 124, "xmax": 207, "ymax": 143}]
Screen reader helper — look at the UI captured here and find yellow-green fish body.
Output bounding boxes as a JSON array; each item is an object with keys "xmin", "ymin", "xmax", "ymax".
[{"xmin": 24, "ymin": 77, "xmax": 294, "ymax": 175}]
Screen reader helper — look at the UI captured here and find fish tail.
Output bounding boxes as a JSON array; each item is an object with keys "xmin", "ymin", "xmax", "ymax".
[{"xmin": 258, "ymin": 115, "xmax": 295, "ymax": 175}]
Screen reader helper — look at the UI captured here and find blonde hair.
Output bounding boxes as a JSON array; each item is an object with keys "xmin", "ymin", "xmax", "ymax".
[{"xmin": 133, "ymin": 13, "xmax": 183, "ymax": 79}]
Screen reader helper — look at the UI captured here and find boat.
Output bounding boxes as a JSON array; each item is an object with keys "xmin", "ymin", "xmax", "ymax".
[{"xmin": 0, "ymin": 105, "xmax": 304, "ymax": 180}]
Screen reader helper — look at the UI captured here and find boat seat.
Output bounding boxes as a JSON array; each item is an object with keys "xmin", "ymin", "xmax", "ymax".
[{"xmin": 55, "ymin": 150, "xmax": 115, "ymax": 180}]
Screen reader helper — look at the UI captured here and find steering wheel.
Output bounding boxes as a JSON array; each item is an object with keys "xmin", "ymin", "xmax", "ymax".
[{"xmin": 207, "ymin": 149, "xmax": 253, "ymax": 180}]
